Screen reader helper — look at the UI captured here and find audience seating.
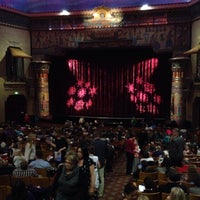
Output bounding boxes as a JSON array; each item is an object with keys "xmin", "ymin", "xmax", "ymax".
[
  {"xmin": 0, "ymin": 185, "xmax": 12, "ymax": 200},
  {"xmin": 49, "ymin": 177, "xmax": 55, "ymax": 185},
  {"xmin": 161, "ymin": 192, "xmax": 169, "ymax": 200},
  {"xmin": 35, "ymin": 168, "xmax": 47, "ymax": 177},
  {"xmin": 190, "ymin": 161, "xmax": 200, "ymax": 167},
  {"xmin": 181, "ymin": 181, "xmax": 195, "ymax": 191},
  {"xmin": 30, "ymin": 176, "xmax": 50, "ymax": 188},
  {"xmin": 158, "ymin": 179, "xmax": 168, "ymax": 186},
  {"xmin": 147, "ymin": 165, "xmax": 158, "ymax": 171},
  {"xmin": 188, "ymin": 193, "xmax": 200, "ymax": 200},
  {"xmin": 141, "ymin": 192, "xmax": 161, "ymax": 200},
  {"xmin": 10, "ymin": 176, "xmax": 31, "ymax": 186},
  {"xmin": 0, "ymin": 174, "xmax": 11, "ymax": 186},
  {"xmin": 136, "ymin": 179, "xmax": 144, "ymax": 187},
  {"xmin": 158, "ymin": 173, "xmax": 167, "ymax": 181},
  {"xmin": 139, "ymin": 171, "xmax": 158, "ymax": 180}
]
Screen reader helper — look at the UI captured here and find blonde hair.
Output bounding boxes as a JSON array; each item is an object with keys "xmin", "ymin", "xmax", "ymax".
[
  {"xmin": 14, "ymin": 149, "xmax": 23, "ymax": 156},
  {"xmin": 170, "ymin": 187, "xmax": 186, "ymax": 200},
  {"xmin": 65, "ymin": 150, "xmax": 78, "ymax": 167},
  {"xmin": 27, "ymin": 133, "xmax": 36, "ymax": 147}
]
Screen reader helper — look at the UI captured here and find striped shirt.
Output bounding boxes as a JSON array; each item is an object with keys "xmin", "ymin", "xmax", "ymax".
[{"xmin": 12, "ymin": 168, "xmax": 38, "ymax": 177}]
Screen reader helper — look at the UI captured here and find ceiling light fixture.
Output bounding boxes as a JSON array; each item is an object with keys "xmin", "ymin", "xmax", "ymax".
[
  {"xmin": 140, "ymin": 4, "xmax": 152, "ymax": 10},
  {"xmin": 59, "ymin": 10, "xmax": 70, "ymax": 16}
]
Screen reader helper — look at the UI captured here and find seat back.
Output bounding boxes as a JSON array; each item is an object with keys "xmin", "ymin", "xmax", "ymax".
[
  {"xmin": 136, "ymin": 179, "xmax": 158, "ymax": 190},
  {"xmin": 181, "ymin": 181, "xmax": 195, "ymax": 190},
  {"xmin": 31, "ymin": 177, "xmax": 50, "ymax": 188},
  {"xmin": 188, "ymin": 193, "xmax": 200, "ymax": 200},
  {"xmin": 161, "ymin": 192, "xmax": 169, "ymax": 200},
  {"xmin": 0, "ymin": 174, "xmax": 11, "ymax": 186},
  {"xmin": 158, "ymin": 179, "xmax": 168, "ymax": 186},
  {"xmin": 0, "ymin": 185, "xmax": 12, "ymax": 200},
  {"xmin": 158, "ymin": 173, "xmax": 167, "ymax": 181},
  {"xmin": 139, "ymin": 171, "xmax": 158, "ymax": 180},
  {"xmin": 34, "ymin": 168, "xmax": 47, "ymax": 177},
  {"xmin": 10, "ymin": 176, "xmax": 31, "ymax": 186},
  {"xmin": 141, "ymin": 192, "xmax": 161, "ymax": 200},
  {"xmin": 190, "ymin": 162, "xmax": 200, "ymax": 167}
]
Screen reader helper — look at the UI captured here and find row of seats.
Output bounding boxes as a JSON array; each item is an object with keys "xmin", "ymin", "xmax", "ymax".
[
  {"xmin": 136, "ymin": 171, "xmax": 200, "ymax": 200},
  {"xmin": 139, "ymin": 192, "xmax": 200, "ymax": 200},
  {"xmin": 0, "ymin": 174, "xmax": 53, "ymax": 188},
  {"xmin": 138, "ymin": 171, "xmax": 197, "ymax": 188},
  {"xmin": 0, "ymin": 185, "xmax": 12, "ymax": 200}
]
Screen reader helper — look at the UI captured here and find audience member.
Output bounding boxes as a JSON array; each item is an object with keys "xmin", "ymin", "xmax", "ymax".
[
  {"xmin": 29, "ymin": 150, "xmax": 53, "ymax": 169},
  {"xmin": 12, "ymin": 159, "xmax": 38, "ymax": 177},
  {"xmin": 125, "ymin": 132, "xmax": 135, "ymax": 175},
  {"xmin": 105, "ymin": 138, "xmax": 115, "ymax": 173},
  {"xmin": 0, "ymin": 157, "xmax": 14, "ymax": 175},
  {"xmin": 88, "ymin": 144, "xmax": 100, "ymax": 191},
  {"xmin": 143, "ymin": 176, "xmax": 158, "ymax": 193},
  {"xmin": 185, "ymin": 164, "xmax": 200, "ymax": 184},
  {"xmin": 24, "ymin": 133, "xmax": 36, "ymax": 163},
  {"xmin": 46, "ymin": 129, "xmax": 68, "ymax": 165},
  {"xmin": 175, "ymin": 160, "xmax": 189, "ymax": 174},
  {"xmin": 189, "ymin": 177, "xmax": 200, "ymax": 195},
  {"xmin": 140, "ymin": 151, "xmax": 155, "ymax": 163},
  {"xmin": 92, "ymin": 132, "xmax": 108, "ymax": 198},
  {"xmin": 168, "ymin": 128, "xmax": 185, "ymax": 167},
  {"xmin": 158, "ymin": 167, "xmax": 187, "ymax": 193},
  {"xmin": 77, "ymin": 145, "xmax": 96, "ymax": 199},
  {"xmin": 132, "ymin": 137, "xmax": 140, "ymax": 174},
  {"xmin": 166, "ymin": 187, "xmax": 186, "ymax": 200},
  {"xmin": 121, "ymin": 182, "xmax": 139, "ymax": 200},
  {"xmin": 156, "ymin": 156, "xmax": 171, "ymax": 174},
  {"xmin": 50, "ymin": 150, "xmax": 86, "ymax": 200},
  {"xmin": 13, "ymin": 149, "xmax": 25, "ymax": 168}
]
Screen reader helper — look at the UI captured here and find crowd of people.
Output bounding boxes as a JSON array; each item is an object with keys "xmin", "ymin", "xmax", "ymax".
[{"xmin": 0, "ymin": 118, "xmax": 200, "ymax": 200}]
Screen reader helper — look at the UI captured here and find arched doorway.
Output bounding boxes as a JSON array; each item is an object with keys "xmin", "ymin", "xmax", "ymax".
[{"xmin": 5, "ymin": 95, "xmax": 27, "ymax": 123}]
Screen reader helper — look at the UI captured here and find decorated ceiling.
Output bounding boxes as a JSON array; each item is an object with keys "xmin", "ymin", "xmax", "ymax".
[{"xmin": 0, "ymin": 0, "xmax": 193, "ymax": 13}]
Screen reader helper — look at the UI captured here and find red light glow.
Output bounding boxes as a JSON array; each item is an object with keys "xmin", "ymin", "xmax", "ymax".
[{"xmin": 126, "ymin": 58, "xmax": 161, "ymax": 115}]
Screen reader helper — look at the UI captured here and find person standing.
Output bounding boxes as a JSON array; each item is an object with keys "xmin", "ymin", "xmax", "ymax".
[
  {"xmin": 125, "ymin": 132, "xmax": 135, "ymax": 175},
  {"xmin": 132, "ymin": 136, "xmax": 140, "ymax": 174},
  {"xmin": 51, "ymin": 150, "xmax": 86, "ymax": 200},
  {"xmin": 46, "ymin": 129, "xmax": 68, "ymax": 166},
  {"xmin": 88, "ymin": 144, "xmax": 100, "ymax": 191},
  {"xmin": 24, "ymin": 133, "xmax": 36, "ymax": 163},
  {"xmin": 77, "ymin": 145, "xmax": 96, "ymax": 199},
  {"xmin": 168, "ymin": 128, "xmax": 185, "ymax": 167},
  {"xmin": 92, "ymin": 132, "xmax": 108, "ymax": 198}
]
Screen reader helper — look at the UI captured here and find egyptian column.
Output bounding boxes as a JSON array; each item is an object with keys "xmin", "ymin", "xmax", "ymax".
[
  {"xmin": 169, "ymin": 57, "xmax": 191, "ymax": 126},
  {"xmin": 31, "ymin": 61, "xmax": 51, "ymax": 118}
]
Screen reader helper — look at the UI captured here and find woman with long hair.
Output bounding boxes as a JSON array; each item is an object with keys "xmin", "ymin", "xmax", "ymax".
[
  {"xmin": 77, "ymin": 145, "xmax": 96, "ymax": 199},
  {"xmin": 24, "ymin": 133, "xmax": 36, "ymax": 163}
]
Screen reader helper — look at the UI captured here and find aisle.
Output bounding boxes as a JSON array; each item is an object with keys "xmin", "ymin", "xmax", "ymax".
[{"xmin": 102, "ymin": 153, "xmax": 132, "ymax": 200}]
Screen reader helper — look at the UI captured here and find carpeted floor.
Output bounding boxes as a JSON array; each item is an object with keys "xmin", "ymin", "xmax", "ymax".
[{"xmin": 102, "ymin": 153, "xmax": 132, "ymax": 200}]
